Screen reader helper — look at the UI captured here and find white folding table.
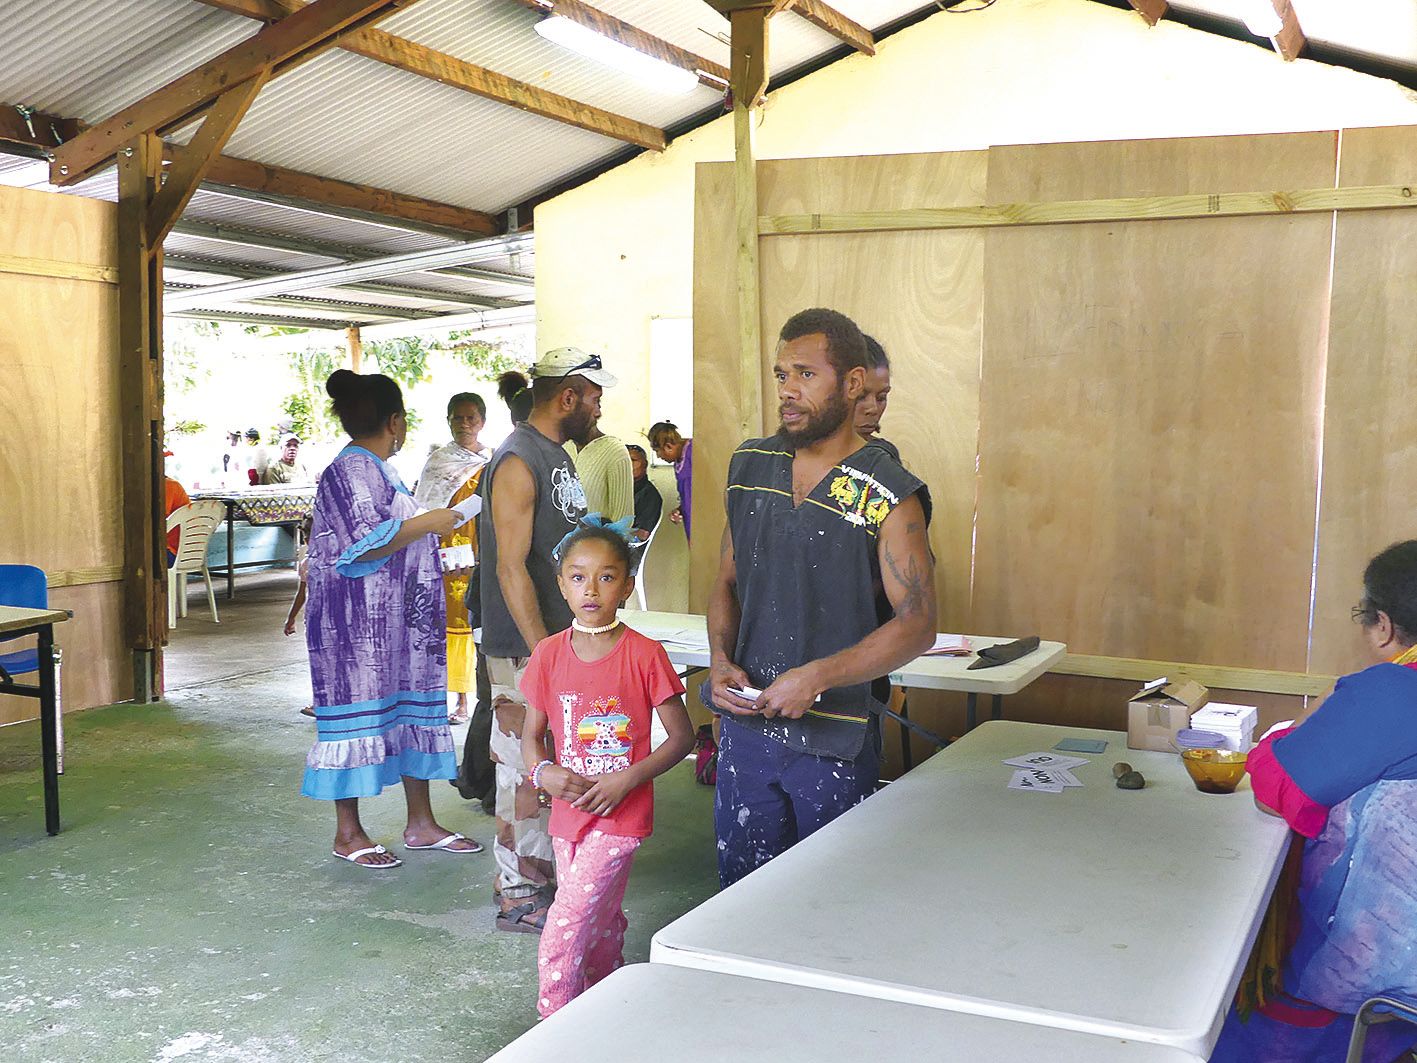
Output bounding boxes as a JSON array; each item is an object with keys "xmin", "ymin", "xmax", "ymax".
[
  {"xmin": 621, "ymin": 610, "xmax": 1066, "ymax": 760},
  {"xmin": 650, "ymin": 720, "xmax": 1290, "ymax": 1059},
  {"xmin": 488, "ymin": 963, "xmax": 1199, "ymax": 1062}
]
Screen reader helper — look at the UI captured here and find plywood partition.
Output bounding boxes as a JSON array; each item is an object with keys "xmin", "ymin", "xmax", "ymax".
[
  {"xmin": 0, "ymin": 184, "xmax": 130, "ymax": 722},
  {"xmin": 692, "ymin": 129, "xmax": 1417, "ymax": 744},
  {"xmin": 973, "ymin": 133, "xmax": 1336, "ymax": 671},
  {"xmin": 1311, "ymin": 124, "xmax": 1417, "ymax": 675}
]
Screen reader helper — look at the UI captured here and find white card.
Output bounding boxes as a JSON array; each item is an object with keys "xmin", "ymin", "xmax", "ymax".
[
  {"xmin": 451, "ymin": 494, "xmax": 482, "ymax": 528},
  {"xmin": 1003, "ymin": 751, "xmax": 1089, "ymax": 771},
  {"xmin": 1043, "ymin": 767, "xmax": 1083, "ymax": 788},
  {"xmin": 1008, "ymin": 769, "xmax": 1065, "ymax": 794}
]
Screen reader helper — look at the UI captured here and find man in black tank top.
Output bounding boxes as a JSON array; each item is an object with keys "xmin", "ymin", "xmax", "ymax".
[
  {"xmin": 705, "ymin": 309, "xmax": 938, "ymax": 888},
  {"xmin": 479, "ymin": 348, "xmax": 609, "ymax": 932}
]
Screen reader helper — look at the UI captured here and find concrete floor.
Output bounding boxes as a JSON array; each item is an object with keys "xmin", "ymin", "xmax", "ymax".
[{"xmin": 0, "ymin": 570, "xmax": 718, "ymax": 1062}]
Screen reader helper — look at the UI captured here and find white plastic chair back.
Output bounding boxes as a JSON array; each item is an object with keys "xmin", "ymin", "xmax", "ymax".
[
  {"xmin": 634, "ymin": 511, "xmax": 664, "ymax": 611},
  {"xmin": 167, "ymin": 500, "xmax": 225, "ymax": 573}
]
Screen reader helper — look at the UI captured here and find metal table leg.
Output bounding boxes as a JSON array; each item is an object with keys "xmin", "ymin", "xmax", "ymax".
[
  {"xmin": 225, "ymin": 501, "xmax": 236, "ymax": 601},
  {"xmin": 992, "ymin": 694, "xmax": 1004, "ymax": 720},
  {"xmin": 38, "ymin": 624, "xmax": 60, "ymax": 836},
  {"xmin": 966, "ymin": 692, "xmax": 978, "ymax": 731},
  {"xmin": 898, "ymin": 689, "xmax": 913, "ymax": 772}
]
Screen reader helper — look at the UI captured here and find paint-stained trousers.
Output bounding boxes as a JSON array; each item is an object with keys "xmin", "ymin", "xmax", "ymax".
[
  {"xmin": 713, "ymin": 714, "xmax": 879, "ymax": 889},
  {"xmin": 487, "ymin": 656, "xmax": 555, "ymax": 902},
  {"xmin": 536, "ymin": 830, "xmax": 642, "ymax": 1017}
]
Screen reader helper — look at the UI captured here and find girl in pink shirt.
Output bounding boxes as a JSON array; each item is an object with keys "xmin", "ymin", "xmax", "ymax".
[{"xmin": 521, "ymin": 521, "xmax": 694, "ymax": 1017}]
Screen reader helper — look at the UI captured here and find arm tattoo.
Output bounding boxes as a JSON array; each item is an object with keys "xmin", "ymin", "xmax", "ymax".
[{"xmin": 882, "ymin": 536, "xmax": 929, "ymax": 618}]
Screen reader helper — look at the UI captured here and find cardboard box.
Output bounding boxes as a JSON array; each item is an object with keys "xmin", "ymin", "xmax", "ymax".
[{"xmin": 1127, "ymin": 677, "xmax": 1210, "ymax": 752}]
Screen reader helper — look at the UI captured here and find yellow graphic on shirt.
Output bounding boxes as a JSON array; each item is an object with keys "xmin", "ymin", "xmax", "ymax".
[{"xmin": 829, "ymin": 472, "xmax": 895, "ymax": 529}]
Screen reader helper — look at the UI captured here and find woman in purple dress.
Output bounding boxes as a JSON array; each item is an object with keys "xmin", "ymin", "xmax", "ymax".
[{"xmin": 302, "ymin": 370, "xmax": 483, "ymax": 869}]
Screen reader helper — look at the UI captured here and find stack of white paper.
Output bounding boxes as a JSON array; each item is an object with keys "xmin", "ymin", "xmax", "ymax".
[
  {"xmin": 1003, "ymin": 751, "xmax": 1089, "ymax": 794},
  {"xmin": 1190, "ymin": 703, "xmax": 1258, "ymax": 753}
]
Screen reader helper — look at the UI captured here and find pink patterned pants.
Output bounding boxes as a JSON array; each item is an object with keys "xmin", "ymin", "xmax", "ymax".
[{"xmin": 536, "ymin": 830, "xmax": 642, "ymax": 1017}]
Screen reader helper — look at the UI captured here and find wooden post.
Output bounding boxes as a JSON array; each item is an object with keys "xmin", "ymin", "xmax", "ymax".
[
  {"xmin": 347, "ymin": 325, "xmax": 363, "ymax": 371},
  {"xmin": 724, "ymin": 4, "xmax": 773, "ymax": 438},
  {"xmin": 116, "ymin": 133, "xmax": 167, "ymax": 700}
]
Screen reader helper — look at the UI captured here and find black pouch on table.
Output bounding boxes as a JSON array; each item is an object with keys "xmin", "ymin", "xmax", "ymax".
[{"xmin": 967, "ymin": 635, "xmax": 1040, "ymax": 670}]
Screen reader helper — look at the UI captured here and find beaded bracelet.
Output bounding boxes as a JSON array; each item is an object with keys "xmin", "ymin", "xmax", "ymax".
[{"xmin": 530, "ymin": 759, "xmax": 554, "ymax": 790}]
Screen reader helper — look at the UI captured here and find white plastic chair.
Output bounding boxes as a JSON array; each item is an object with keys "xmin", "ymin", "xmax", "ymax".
[
  {"xmin": 166, "ymin": 500, "xmax": 225, "ymax": 628},
  {"xmin": 633, "ymin": 511, "xmax": 664, "ymax": 611}
]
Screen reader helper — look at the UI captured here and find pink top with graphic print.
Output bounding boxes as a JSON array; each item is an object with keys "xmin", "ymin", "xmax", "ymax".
[{"xmin": 521, "ymin": 626, "xmax": 685, "ymax": 841}]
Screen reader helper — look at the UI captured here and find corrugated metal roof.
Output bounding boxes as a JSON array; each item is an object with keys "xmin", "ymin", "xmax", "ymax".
[{"xmin": 0, "ymin": 0, "xmax": 250, "ymax": 121}]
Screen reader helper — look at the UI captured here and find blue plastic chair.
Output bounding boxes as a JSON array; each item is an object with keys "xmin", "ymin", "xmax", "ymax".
[
  {"xmin": 0, "ymin": 564, "xmax": 64, "ymax": 773},
  {"xmin": 1346, "ymin": 995, "xmax": 1417, "ymax": 1062},
  {"xmin": 0, "ymin": 564, "xmax": 48, "ymax": 679}
]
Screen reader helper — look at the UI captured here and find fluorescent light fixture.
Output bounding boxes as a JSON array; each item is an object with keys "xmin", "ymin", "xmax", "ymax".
[
  {"xmin": 534, "ymin": 15, "xmax": 699, "ymax": 95},
  {"xmin": 1233, "ymin": 0, "xmax": 1283, "ymax": 39}
]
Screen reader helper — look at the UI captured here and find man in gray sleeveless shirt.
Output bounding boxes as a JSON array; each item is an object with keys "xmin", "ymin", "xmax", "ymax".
[{"xmin": 480, "ymin": 348, "xmax": 609, "ymax": 933}]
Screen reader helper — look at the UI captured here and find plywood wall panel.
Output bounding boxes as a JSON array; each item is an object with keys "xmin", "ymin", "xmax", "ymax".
[
  {"xmin": 1311, "ymin": 125, "xmax": 1417, "ymax": 675},
  {"xmin": 974, "ymin": 133, "xmax": 1336, "ymax": 670},
  {"xmin": 0, "ymin": 185, "xmax": 126, "ymax": 714},
  {"xmin": 689, "ymin": 162, "xmax": 741, "ymax": 613},
  {"xmin": 0, "ymin": 275, "xmax": 123, "ymax": 571},
  {"xmin": 0, "ymin": 183, "xmax": 117, "ymax": 267}
]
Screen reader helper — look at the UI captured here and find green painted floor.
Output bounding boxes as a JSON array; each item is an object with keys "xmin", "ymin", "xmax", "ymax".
[{"xmin": 0, "ymin": 572, "xmax": 719, "ymax": 1062}]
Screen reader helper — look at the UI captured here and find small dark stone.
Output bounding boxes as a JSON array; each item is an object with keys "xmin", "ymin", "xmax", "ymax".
[
  {"xmin": 1116, "ymin": 770, "xmax": 1146, "ymax": 790},
  {"xmin": 1112, "ymin": 761, "xmax": 1133, "ymax": 779}
]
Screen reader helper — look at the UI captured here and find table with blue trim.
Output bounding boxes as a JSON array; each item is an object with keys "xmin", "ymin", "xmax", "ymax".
[{"xmin": 0, "ymin": 604, "xmax": 69, "ymax": 835}]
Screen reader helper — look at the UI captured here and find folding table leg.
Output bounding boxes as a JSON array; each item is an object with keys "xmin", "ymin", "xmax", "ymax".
[
  {"xmin": 53, "ymin": 648, "xmax": 63, "ymax": 776},
  {"xmin": 897, "ymin": 690, "xmax": 914, "ymax": 772},
  {"xmin": 225, "ymin": 503, "xmax": 236, "ymax": 601},
  {"xmin": 37, "ymin": 625, "xmax": 60, "ymax": 835},
  {"xmin": 991, "ymin": 694, "xmax": 1004, "ymax": 720}
]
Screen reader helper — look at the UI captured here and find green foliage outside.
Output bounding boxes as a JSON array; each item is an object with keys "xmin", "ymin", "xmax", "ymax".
[{"xmin": 276, "ymin": 333, "xmax": 522, "ymax": 443}]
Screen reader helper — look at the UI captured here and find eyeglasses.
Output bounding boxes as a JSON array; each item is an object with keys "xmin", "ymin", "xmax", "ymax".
[{"xmin": 1352, "ymin": 601, "xmax": 1379, "ymax": 625}]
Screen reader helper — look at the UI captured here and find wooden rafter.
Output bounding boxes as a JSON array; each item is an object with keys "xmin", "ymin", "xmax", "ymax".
[
  {"xmin": 787, "ymin": 0, "xmax": 874, "ymax": 56},
  {"xmin": 511, "ymin": 0, "xmax": 730, "ymax": 87},
  {"xmin": 200, "ymin": 155, "xmax": 501, "ymax": 235},
  {"xmin": 1126, "ymin": 0, "xmax": 1167, "ymax": 26},
  {"xmin": 193, "ymin": 0, "xmax": 668, "ymax": 150},
  {"xmin": 53, "ymin": 0, "xmax": 422, "ymax": 186},
  {"xmin": 0, "ymin": 106, "xmax": 500, "ymax": 236},
  {"xmin": 148, "ymin": 72, "xmax": 271, "ymax": 244},
  {"xmin": 0, "ymin": 106, "xmax": 81, "ymax": 150},
  {"xmin": 1269, "ymin": 0, "xmax": 1306, "ymax": 61}
]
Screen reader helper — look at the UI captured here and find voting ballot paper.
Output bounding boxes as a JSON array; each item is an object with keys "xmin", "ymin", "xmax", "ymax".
[{"xmin": 1005, "ymin": 751, "xmax": 1090, "ymax": 794}]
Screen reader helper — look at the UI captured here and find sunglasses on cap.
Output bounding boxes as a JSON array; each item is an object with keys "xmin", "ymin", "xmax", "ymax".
[{"xmin": 541, "ymin": 353, "xmax": 602, "ymax": 380}]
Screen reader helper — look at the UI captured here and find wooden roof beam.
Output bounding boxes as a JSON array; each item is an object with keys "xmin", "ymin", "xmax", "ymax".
[
  {"xmin": 52, "ymin": 0, "xmax": 423, "ymax": 186},
  {"xmin": 1126, "ymin": 0, "xmax": 1167, "ymax": 27},
  {"xmin": 0, "ymin": 105, "xmax": 500, "ymax": 236},
  {"xmin": 1267, "ymin": 0, "xmax": 1306, "ymax": 61},
  {"xmin": 786, "ymin": 0, "xmax": 874, "ymax": 56},
  {"xmin": 194, "ymin": 0, "xmax": 668, "ymax": 151},
  {"xmin": 512, "ymin": 0, "xmax": 730, "ymax": 88}
]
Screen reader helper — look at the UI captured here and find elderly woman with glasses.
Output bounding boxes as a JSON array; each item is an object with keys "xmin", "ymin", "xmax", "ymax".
[{"xmin": 1211, "ymin": 541, "xmax": 1417, "ymax": 1061}]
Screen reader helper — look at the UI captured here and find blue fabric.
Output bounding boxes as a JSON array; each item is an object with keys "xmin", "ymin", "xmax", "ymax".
[
  {"xmin": 714, "ymin": 713, "xmax": 879, "ymax": 888},
  {"xmin": 313, "ymin": 690, "xmax": 448, "ymax": 741},
  {"xmin": 301, "ymin": 749, "xmax": 456, "ymax": 801},
  {"xmin": 1273, "ymin": 663, "xmax": 1417, "ymax": 806},
  {"xmin": 334, "ymin": 517, "xmax": 401, "ymax": 578},
  {"xmin": 1210, "ymin": 999, "xmax": 1417, "ymax": 1062}
]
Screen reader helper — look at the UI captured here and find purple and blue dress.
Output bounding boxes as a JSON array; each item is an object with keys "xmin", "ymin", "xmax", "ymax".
[
  {"xmin": 301, "ymin": 445, "xmax": 456, "ymax": 800},
  {"xmin": 1213, "ymin": 660, "xmax": 1417, "ymax": 1061}
]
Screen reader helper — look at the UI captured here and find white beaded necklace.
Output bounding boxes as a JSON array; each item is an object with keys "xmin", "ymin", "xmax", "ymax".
[{"xmin": 571, "ymin": 618, "xmax": 621, "ymax": 636}]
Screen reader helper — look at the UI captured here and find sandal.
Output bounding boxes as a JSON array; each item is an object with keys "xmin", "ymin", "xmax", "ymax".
[
  {"xmin": 404, "ymin": 831, "xmax": 483, "ymax": 854},
  {"xmin": 496, "ymin": 895, "xmax": 550, "ymax": 935},
  {"xmin": 332, "ymin": 844, "xmax": 402, "ymax": 870}
]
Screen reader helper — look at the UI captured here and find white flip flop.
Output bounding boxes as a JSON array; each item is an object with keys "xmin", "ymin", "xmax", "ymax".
[
  {"xmin": 332, "ymin": 844, "xmax": 402, "ymax": 869},
  {"xmin": 404, "ymin": 832, "xmax": 484, "ymax": 854}
]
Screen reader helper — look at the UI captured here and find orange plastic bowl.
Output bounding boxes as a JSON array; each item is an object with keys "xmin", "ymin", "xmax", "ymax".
[{"xmin": 1181, "ymin": 748, "xmax": 1249, "ymax": 794}]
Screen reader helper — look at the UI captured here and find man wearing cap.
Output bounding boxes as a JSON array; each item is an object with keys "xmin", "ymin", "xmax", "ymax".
[
  {"xmin": 479, "ymin": 347, "xmax": 612, "ymax": 933},
  {"xmin": 260, "ymin": 434, "xmax": 309, "ymax": 485}
]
